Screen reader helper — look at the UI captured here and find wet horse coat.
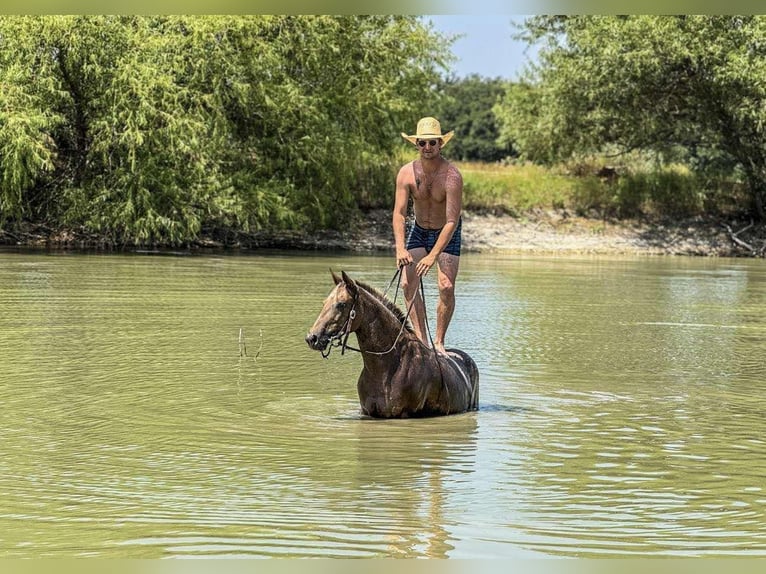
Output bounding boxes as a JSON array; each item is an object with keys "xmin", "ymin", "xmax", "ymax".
[{"xmin": 306, "ymin": 271, "xmax": 479, "ymax": 418}]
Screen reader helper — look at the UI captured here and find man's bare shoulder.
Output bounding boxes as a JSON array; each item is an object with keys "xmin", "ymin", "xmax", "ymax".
[
  {"xmin": 445, "ymin": 161, "xmax": 463, "ymax": 187},
  {"xmin": 444, "ymin": 161, "xmax": 462, "ymax": 175},
  {"xmin": 396, "ymin": 160, "xmax": 417, "ymax": 182}
]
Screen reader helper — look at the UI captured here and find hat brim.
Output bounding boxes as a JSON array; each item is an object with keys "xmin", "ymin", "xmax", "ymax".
[{"xmin": 401, "ymin": 130, "xmax": 454, "ymax": 147}]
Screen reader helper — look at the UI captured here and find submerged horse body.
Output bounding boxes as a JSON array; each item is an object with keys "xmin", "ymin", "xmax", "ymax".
[{"xmin": 306, "ymin": 271, "xmax": 479, "ymax": 418}]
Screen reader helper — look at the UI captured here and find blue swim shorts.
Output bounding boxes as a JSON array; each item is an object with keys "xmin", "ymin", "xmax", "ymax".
[{"xmin": 405, "ymin": 217, "xmax": 462, "ymax": 256}]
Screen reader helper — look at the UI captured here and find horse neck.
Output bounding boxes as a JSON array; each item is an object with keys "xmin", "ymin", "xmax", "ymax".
[{"xmin": 354, "ymin": 289, "xmax": 413, "ymax": 357}]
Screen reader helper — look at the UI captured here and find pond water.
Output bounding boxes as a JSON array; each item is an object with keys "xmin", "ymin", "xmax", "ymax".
[{"xmin": 1, "ymin": 250, "xmax": 765, "ymax": 558}]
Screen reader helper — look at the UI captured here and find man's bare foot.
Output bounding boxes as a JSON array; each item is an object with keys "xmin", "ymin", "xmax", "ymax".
[{"xmin": 434, "ymin": 343, "xmax": 448, "ymax": 355}]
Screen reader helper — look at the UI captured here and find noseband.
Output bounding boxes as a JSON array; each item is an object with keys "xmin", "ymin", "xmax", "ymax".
[
  {"xmin": 321, "ymin": 292, "xmax": 358, "ymax": 359},
  {"xmin": 319, "ymin": 269, "xmax": 449, "ymax": 409},
  {"xmin": 320, "ymin": 268, "xmax": 422, "ymax": 359}
]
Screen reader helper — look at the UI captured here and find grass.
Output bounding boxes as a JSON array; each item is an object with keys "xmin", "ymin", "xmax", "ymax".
[
  {"xmin": 456, "ymin": 159, "xmax": 747, "ymax": 221},
  {"xmin": 460, "ymin": 161, "xmax": 574, "ymax": 215}
]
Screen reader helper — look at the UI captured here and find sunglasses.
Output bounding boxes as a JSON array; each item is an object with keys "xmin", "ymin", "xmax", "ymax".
[{"xmin": 416, "ymin": 139, "xmax": 439, "ymax": 148}]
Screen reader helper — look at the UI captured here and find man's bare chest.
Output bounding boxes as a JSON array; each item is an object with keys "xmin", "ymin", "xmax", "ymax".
[
  {"xmin": 411, "ymin": 183, "xmax": 447, "ymax": 204},
  {"xmin": 412, "ymin": 162, "xmax": 448, "ymax": 203}
]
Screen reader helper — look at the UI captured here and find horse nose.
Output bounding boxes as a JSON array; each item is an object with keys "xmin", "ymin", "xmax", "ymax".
[{"xmin": 306, "ymin": 333, "xmax": 318, "ymax": 348}]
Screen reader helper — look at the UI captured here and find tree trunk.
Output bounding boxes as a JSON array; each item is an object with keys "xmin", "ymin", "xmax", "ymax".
[
  {"xmin": 747, "ymin": 173, "xmax": 766, "ymax": 222},
  {"xmin": 754, "ymin": 183, "xmax": 766, "ymax": 222}
]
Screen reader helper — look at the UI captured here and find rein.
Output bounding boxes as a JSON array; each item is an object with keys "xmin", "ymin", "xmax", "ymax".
[
  {"xmin": 322, "ymin": 268, "xmax": 417, "ymax": 358},
  {"xmin": 322, "ymin": 267, "xmax": 438, "ymax": 360},
  {"xmin": 321, "ymin": 266, "xmax": 451, "ymax": 411},
  {"xmin": 362, "ymin": 278, "xmax": 422, "ymax": 356}
]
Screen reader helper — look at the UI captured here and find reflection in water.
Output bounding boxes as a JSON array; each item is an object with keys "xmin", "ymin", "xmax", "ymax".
[
  {"xmin": 0, "ymin": 251, "xmax": 765, "ymax": 557},
  {"xmin": 343, "ymin": 414, "xmax": 480, "ymax": 558}
]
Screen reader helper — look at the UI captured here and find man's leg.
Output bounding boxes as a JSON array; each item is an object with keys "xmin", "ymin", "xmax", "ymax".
[
  {"xmin": 434, "ymin": 252, "xmax": 460, "ymax": 354},
  {"xmin": 402, "ymin": 247, "xmax": 428, "ymax": 345}
]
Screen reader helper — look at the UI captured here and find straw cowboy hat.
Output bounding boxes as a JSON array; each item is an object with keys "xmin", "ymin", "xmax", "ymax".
[{"xmin": 401, "ymin": 116, "xmax": 454, "ymax": 147}]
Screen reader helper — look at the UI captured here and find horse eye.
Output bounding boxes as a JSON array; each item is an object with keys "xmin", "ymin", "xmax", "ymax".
[{"xmin": 335, "ymin": 302, "xmax": 346, "ymax": 310}]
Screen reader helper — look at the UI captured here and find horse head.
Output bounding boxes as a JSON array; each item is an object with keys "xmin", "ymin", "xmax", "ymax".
[{"xmin": 305, "ymin": 270, "xmax": 360, "ymax": 353}]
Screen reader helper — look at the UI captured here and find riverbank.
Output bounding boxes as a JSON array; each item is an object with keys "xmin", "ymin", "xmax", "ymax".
[
  {"xmin": 2, "ymin": 209, "xmax": 764, "ymax": 257},
  {"xmin": 273, "ymin": 209, "xmax": 764, "ymax": 258}
]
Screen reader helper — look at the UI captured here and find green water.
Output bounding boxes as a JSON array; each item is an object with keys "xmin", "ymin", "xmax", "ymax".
[{"xmin": 1, "ymin": 251, "xmax": 765, "ymax": 557}]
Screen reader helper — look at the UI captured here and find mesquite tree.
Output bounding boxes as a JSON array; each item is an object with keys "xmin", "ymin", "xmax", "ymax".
[
  {"xmin": 496, "ymin": 15, "xmax": 766, "ymax": 220},
  {"xmin": 0, "ymin": 16, "xmax": 448, "ymax": 244}
]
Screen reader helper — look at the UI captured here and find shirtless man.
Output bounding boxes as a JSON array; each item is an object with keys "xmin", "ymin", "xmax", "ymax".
[{"xmin": 393, "ymin": 117, "xmax": 463, "ymax": 355}]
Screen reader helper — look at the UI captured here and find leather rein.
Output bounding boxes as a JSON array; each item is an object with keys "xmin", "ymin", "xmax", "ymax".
[
  {"xmin": 321, "ymin": 267, "xmax": 428, "ymax": 359},
  {"xmin": 321, "ymin": 266, "xmax": 451, "ymax": 411}
]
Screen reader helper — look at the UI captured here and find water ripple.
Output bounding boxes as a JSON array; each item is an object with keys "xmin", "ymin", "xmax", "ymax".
[{"xmin": 2, "ymin": 253, "xmax": 766, "ymax": 557}]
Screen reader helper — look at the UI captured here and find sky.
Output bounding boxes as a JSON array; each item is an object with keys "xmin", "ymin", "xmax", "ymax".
[{"xmin": 425, "ymin": 15, "xmax": 536, "ymax": 80}]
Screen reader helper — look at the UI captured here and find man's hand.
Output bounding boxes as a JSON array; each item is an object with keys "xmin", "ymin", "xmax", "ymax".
[
  {"xmin": 415, "ymin": 254, "xmax": 436, "ymax": 277},
  {"xmin": 396, "ymin": 248, "xmax": 413, "ymax": 269}
]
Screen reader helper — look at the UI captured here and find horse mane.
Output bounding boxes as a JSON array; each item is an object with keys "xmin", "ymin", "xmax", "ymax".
[{"xmin": 355, "ymin": 279, "xmax": 414, "ymax": 333}]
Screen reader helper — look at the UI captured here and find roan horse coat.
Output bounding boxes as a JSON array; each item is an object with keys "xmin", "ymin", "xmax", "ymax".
[{"xmin": 306, "ymin": 271, "xmax": 479, "ymax": 418}]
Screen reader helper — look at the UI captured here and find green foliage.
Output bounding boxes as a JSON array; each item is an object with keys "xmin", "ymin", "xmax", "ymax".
[
  {"xmin": 0, "ymin": 15, "xmax": 450, "ymax": 245},
  {"xmin": 0, "ymin": 54, "xmax": 62, "ymax": 224},
  {"xmin": 497, "ymin": 15, "xmax": 766, "ymax": 220},
  {"xmin": 0, "ymin": 103, "xmax": 59, "ymax": 223},
  {"xmin": 494, "ymin": 82, "xmax": 560, "ymax": 165},
  {"xmin": 460, "ymin": 161, "xmax": 572, "ymax": 214},
  {"xmin": 434, "ymin": 75, "xmax": 515, "ymax": 162},
  {"xmin": 460, "ymin": 160, "xmax": 723, "ymax": 221}
]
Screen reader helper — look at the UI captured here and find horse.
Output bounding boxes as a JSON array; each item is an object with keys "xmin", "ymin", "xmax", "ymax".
[{"xmin": 305, "ymin": 270, "xmax": 479, "ymax": 418}]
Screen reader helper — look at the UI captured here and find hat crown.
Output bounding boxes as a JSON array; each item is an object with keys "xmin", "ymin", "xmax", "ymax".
[
  {"xmin": 401, "ymin": 116, "xmax": 454, "ymax": 147},
  {"xmin": 416, "ymin": 117, "xmax": 442, "ymax": 137}
]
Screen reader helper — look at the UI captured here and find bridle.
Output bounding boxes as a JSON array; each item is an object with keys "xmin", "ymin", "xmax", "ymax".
[
  {"xmin": 320, "ymin": 267, "xmax": 430, "ymax": 359},
  {"xmin": 321, "ymin": 291, "xmax": 359, "ymax": 359},
  {"xmin": 319, "ymin": 266, "xmax": 450, "ymax": 410}
]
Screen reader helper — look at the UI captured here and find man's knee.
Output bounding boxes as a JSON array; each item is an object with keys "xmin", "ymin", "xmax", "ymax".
[
  {"xmin": 438, "ymin": 276, "xmax": 455, "ymax": 300},
  {"xmin": 401, "ymin": 268, "xmax": 418, "ymax": 295}
]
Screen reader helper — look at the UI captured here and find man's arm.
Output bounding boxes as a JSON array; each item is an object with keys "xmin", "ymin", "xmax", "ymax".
[{"xmin": 393, "ymin": 165, "xmax": 413, "ymax": 267}]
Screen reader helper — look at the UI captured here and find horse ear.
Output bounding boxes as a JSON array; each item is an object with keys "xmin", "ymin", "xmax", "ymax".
[
  {"xmin": 341, "ymin": 270, "xmax": 357, "ymax": 294},
  {"xmin": 331, "ymin": 269, "xmax": 342, "ymax": 285}
]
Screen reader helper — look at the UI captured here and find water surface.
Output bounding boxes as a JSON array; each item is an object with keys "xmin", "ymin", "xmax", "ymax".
[{"xmin": 1, "ymin": 250, "xmax": 765, "ymax": 557}]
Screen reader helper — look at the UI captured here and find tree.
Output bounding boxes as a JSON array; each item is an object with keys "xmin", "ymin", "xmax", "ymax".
[
  {"xmin": 496, "ymin": 15, "xmax": 766, "ymax": 220},
  {"xmin": 434, "ymin": 74, "xmax": 515, "ymax": 162},
  {"xmin": 0, "ymin": 16, "xmax": 450, "ymax": 245}
]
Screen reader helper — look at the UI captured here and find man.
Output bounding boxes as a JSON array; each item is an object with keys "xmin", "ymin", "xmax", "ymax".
[{"xmin": 393, "ymin": 116, "xmax": 463, "ymax": 355}]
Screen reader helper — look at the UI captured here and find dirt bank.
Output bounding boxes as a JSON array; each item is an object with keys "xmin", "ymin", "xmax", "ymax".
[
  {"xmin": 332, "ymin": 209, "xmax": 764, "ymax": 258},
  {"xmin": 2, "ymin": 209, "xmax": 764, "ymax": 257}
]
